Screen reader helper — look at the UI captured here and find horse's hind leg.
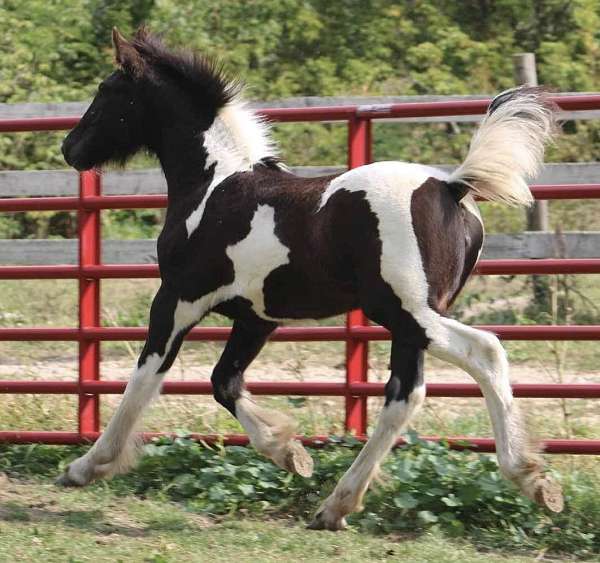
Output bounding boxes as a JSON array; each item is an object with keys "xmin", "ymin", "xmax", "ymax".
[
  {"xmin": 57, "ymin": 284, "xmax": 204, "ymax": 486},
  {"xmin": 211, "ymin": 318, "xmax": 313, "ymax": 477},
  {"xmin": 428, "ymin": 316, "xmax": 563, "ymax": 512},
  {"xmin": 310, "ymin": 330, "xmax": 426, "ymax": 531}
]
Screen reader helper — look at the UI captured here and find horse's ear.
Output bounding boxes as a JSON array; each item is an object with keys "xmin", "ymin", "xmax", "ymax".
[{"xmin": 112, "ymin": 27, "xmax": 144, "ymax": 77}]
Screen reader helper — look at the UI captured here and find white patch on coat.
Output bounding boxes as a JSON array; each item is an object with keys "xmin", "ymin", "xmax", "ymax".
[
  {"xmin": 226, "ymin": 204, "xmax": 289, "ymax": 318},
  {"xmin": 318, "ymin": 161, "xmax": 449, "ymax": 342},
  {"xmin": 184, "ymin": 204, "xmax": 289, "ymax": 321},
  {"xmin": 185, "ymin": 96, "xmax": 280, "ymax": 237}
]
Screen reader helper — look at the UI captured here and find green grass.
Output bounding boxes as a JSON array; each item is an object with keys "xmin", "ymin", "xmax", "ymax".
[
  {"xmin": 0, "ymin": 482, "xmax": 539, "ymax": 563},
  {"xmin": 1, "ymin": 439, "xmax": 600, "ymax": 561}
]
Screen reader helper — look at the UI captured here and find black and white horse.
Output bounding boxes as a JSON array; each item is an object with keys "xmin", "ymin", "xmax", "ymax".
[{"xmin": 59, "ymin": 28, "xmax": 563, "ymax": 528}]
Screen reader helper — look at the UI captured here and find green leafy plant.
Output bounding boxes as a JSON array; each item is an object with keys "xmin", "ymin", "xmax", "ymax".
[{"xmin": 2, "ymin": 435, "xmax": 599, "ymax": 557}]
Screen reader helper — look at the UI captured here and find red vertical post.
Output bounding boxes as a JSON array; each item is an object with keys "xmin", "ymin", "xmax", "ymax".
[
  {"xmin": 78, "ymin": 170, "xmax": 101, "ymax": 436},
  {"xmin": 345, "ymin": 117, "xmax": 372, "ymax": 435}
]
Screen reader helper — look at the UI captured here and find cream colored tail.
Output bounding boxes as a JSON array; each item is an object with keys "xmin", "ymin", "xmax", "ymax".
[{"xmin": 448, "ymin": 87, "xmax": 559, "ymax": 206}]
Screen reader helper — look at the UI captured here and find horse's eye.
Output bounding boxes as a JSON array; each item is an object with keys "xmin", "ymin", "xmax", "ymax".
[{"xmin": 98, "ymin": 82, "xmax": 105, "ymax": 92}]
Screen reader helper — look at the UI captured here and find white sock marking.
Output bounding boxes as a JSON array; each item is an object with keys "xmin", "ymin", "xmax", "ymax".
[
  {"xmin": 428, "ymin": 317, "xmax": 529, "ymax": 478},
  {"xmin": 235, "ymin": 391, "xmax": 296, "ymax": 459},
  {"xmin": 318, "ymin": 386, "xmax": 425, "ymax": 521},
  {"xmin": 67, "ymin": 296, "xmax": 211, "ymax": 483}
]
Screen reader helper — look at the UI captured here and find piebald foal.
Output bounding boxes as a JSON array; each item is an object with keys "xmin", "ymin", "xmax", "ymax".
[{"xmin": 58, "ymin": 28, "xmax": 563, "ymax": 529}]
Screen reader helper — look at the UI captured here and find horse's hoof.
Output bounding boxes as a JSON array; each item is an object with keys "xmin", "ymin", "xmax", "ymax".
[
  {"xmin": 534, "ymin": 476, "xmax": 564, "ymax": 513},
  {"xmin": 282, "ymin": 441, "xmax": 314, "ymax": 478},
  {"xmin": 307, "ymin": 510, "xmax": 347, "ymax": 531},
  {"xmin": 55, "ymin": 465, "xmax": 86, "ymax": 487},
  {"xmin": 55, "ymin": 472, "xmax": 82, "ymax": 487}
]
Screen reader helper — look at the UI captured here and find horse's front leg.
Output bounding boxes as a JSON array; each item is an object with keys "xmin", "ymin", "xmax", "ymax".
[
  {"xmin": 211, "ymin": 319, "xmax": 313, "ymax": 477},
  {"xmin": 57, "ymin": 284, "xmax": 203, "ymax": 486},
  {"xmin": 309, "ymin": 340, "xmax": 426, "ymax": 530}
]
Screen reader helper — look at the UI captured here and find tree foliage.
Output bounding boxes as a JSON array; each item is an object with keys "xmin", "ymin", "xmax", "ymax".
[
  {"xmin": 2, "ymin": 0, "xmax": 598, "ymax": 163},
  {"xmin": 0, "ymin": 0, "xmax": 599, "ymax": 236}
]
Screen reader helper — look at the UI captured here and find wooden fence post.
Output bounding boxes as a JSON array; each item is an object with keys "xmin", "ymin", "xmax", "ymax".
[{"xmin": 514, "ymin": 53, "xmax": 551, "ymax": 311}]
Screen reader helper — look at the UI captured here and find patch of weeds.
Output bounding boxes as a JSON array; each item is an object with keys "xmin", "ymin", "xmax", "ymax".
[
  {"xmin": 144, "ymin": 554, "xmax": 170, "ymax": 563},
  {"xmin": 63, "ymin": 509, "xmax": 104, "ymax": 529},
  {"xmin": 1, "ymin": 501, "xmax": 30, "ymax": 522},
  {"xmin": 1, "ymin": 436, "xmax": 599, "ymax": 558},
  {"xmin": 144, "ymin": 512, "xmax": 191, "ymax": 532},
  {"xmin": 0, "ymin": 443, "xmax": 86, "ymax": 476}
]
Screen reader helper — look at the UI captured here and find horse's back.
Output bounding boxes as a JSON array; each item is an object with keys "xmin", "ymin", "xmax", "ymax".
[{"xmin": 160, "ymin": 161, "xmax": 483, "ymax": 320}]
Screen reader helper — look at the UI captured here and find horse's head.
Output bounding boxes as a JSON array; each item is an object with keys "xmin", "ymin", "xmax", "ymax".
[
  {"xmin": 62, "ymin": 28, "xmax": 235, "ymax": 172},
  {"xmin": 62, "ymin": 29, "xmax": 151, "ymax": 171}
]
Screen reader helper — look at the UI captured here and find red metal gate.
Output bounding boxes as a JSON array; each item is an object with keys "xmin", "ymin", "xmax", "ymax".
[{"xmin": 1, "ymin": 95, "xmax": 600, "ymax": 453}]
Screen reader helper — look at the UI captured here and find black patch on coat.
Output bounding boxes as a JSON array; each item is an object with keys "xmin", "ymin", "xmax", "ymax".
[{"xmin": 411, "ymin": 178, "xmax": 484, "ymax": 313}]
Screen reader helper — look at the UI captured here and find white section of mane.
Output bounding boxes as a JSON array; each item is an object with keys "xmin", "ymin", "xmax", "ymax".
[
  {"xmin": 214, "ymin": 96, "xmax": 279, "ymax": 168},
  {"xmin": 185, "ymin": 91, "xmax": 280, "ymax": 237}
]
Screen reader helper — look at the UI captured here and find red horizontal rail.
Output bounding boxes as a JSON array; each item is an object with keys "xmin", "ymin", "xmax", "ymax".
[
  {"xmin": 1, "ymin": 380, "xmax": 599, "ymax": 399},
  {"xmin": 1, "ymin": 324, "xmax": 599, "ymax": 342},
  {"xmin": 0, "ymin": 196, "xmax": 80, "ymax": 212},
  {"xmin": 348, "ymin": 382, "xmax": 600, "ymax": 399},
  {"xmin": 259, "ymin": 95, "xmax": 600, "ymax": 122},
  {"xmin": 0, "ymin": 194, "xmax": 167, "ymax": 212},
  {"xmin": 2, "ymin": 185, "xmax": 600, "ymax": 214},
  {"xmin": 474, "ymin": 258, "xmax": 600, "ymax": 275},
  {"xmin": 354, "ymin": 94, "xmax": 600, "ymax": 119},
  {"xmin": 0, "ymin": 431, "xmax": 598, "ymax": 454},
  {"xmin": 83, "ymin": 194, "xmax": 167, "ymax": 210},
  {"xmin": 529, "ymin": 184, "xmax": 600, "ymax": 200},
  {"xmin": 0, "ymin": 326, "xmax": 347, "ymax": 342},
  {"xmin": 350, "ymin": 324, "xmax": 600, "ymax": 341},
  {"xmin": 1, "ymin": 95, "xmax": 599, "ymax": 132},
  {"xmin": 0, "ymin": 265, "xmax": 80, "ymax": 279},
  {"xmin": 0, "ymin": 265, "xmax": 159, "ymax": 279},
  {"xmin": 0, "ymin": 116, "xmax": 80, "ymax": 132},
  {"xmin": 1, "ymin": 259, "xmax": 599, "ymax": 281},
  {"xmin": 259, "ymin": 106, "xmax": 358, "ymax": 122}
]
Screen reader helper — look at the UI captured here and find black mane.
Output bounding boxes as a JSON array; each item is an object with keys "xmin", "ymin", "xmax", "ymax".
[{"xmin": 132, "ymin": 27, "xmax": 240, "ymax": 112}]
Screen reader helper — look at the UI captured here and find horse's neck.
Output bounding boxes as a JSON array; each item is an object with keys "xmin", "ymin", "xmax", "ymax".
[
  {"xmin": 157, "ymin": 126, "xmax": 214, "ymax": 202},
  {"xmin": 156, "ymin": 100, "xmax": 277, "ymax": 204}
]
